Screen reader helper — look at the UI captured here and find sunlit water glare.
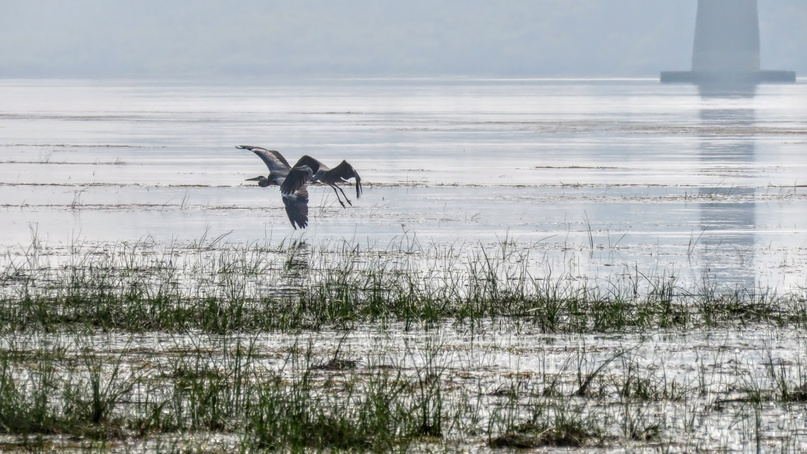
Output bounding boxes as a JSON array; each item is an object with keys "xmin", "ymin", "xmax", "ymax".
[{"xmin": 2, "ymin": 78, "xmax": 807, "ymax": 291}]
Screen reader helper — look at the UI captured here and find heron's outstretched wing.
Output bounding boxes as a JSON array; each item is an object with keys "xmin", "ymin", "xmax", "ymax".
[
  {"xmin": 280, "ymin": 165, "xmax": 314, "ymax": 197},
  {"xmin": 280, "ymin": 166, "xmax": 314, "ymax": 229},
  {"xmin": 330, "ymin": 160, "xmax": 363, "ymax": 198},
  {"xmin": 237, "ymin": 145, "xmax": 291, "ymax": 172},
  {"xmin": 291, "ymin": 155, "xmax": 326, "ymax": 174},
  {"xmin": 282, "ymin": 186, "xmax": 309, "ymax": 229}
]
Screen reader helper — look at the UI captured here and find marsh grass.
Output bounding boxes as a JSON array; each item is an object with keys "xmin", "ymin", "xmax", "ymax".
[
  {"xmin": 0, "ymin": 329, "xmax": 806, "ymax": 451},
  {"xmin": 0, "ymin": 337, "xmax": 134, "ymax": 442},
  {"xmin": 733, "ymin": 352, "xmax": 807, "ymax": 406},
  {"xmin": 2, "ymin": 235, "xmax": 805, "ymax": 335},
  {"xmin": 2, "ymin": 236, "xmax": 807, "ymax": 451},
  {"xmin": 244, "ymin": 345, "xmax": 414, "ymax": 452},
  {"xmin": 488, "ymin": 391, "xmax": 606, "ymax": 449}
]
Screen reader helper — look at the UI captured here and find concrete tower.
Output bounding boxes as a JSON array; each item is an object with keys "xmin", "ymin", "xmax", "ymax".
[
  {"xmin": 661, "ymin": 0, "xmax": 795, "ymax": 84},
  {"xmin": 692, "ymin": 0, "xmax": 760, "ymax": 73}
]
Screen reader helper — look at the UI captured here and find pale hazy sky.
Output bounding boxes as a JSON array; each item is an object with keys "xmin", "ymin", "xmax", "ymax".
[{"xmin": 1, "ymin": 0, "xmax": 804, "ymax": 78}]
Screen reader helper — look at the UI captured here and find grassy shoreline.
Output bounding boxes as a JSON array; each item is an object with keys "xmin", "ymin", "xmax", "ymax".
[
  {"xmin": 2, "ymin": 237, "xmax": 807, "ymax": 451},
  {"xmin": 2, "ymin": 236, "xmax": 805, "ymax": 334}
]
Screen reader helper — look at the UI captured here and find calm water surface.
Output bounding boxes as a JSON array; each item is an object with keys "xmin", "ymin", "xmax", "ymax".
[
  {"xmin": 3, "ymin": 78, "xmax": 807, "ymax": 451},
  {"xmin": 2, "ymin": 78, "xmax": 807, "ymax": 292}
]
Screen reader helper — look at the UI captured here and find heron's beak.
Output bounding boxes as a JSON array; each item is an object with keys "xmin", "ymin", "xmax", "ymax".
[{"xmin": 245, "ymin": 176, "xmax": 263, "ymax": 181}]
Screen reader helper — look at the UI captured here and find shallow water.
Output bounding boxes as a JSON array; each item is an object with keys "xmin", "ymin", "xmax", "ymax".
[
  {"xmin": 3, "ymin": 78, "xmax": 807, "ymax": 293},
  {"xmin": 3, "ymin": 76, "xmax": 807, "ymax": 451},
  {"xmin": 3, "ymin": 322, "xmax": 806, "ymax": 452}
]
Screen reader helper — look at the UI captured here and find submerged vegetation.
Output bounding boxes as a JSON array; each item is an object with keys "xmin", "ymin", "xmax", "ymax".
[
  {"xmin": 2, "ymin": 233, "xmax": 806, "ymax": 335},
  {"xmin": 1, "ymin": 234, "xmax": 807, "ymax": 451}
]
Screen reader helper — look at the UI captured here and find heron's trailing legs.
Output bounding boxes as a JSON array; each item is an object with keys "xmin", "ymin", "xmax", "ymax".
[{"xmin": 329, "ymin": 184, "xmax": 353, "ymax": 207}]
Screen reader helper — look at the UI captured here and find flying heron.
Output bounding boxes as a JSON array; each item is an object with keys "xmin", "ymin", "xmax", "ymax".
[
  {"xmin": 238, "ymin": 145, "xmax": 309, "ymax": 229},
  {"xmin": 238, "ymin": 145, "xmax": 363, "ymax": 229},
  {"xmin": 280, "ymin": 155, "xmax": 362, "ymax": 208}
]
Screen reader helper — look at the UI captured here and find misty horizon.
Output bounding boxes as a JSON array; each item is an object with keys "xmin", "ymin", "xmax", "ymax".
[{"xmin": 1, "ymin": 0, "xmax": 805, "ymax": 79}]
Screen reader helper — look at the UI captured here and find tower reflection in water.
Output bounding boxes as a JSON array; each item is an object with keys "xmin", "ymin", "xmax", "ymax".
[{"xmin": 697, "ymin": 84, "xmax": 757, "ymax": 290}]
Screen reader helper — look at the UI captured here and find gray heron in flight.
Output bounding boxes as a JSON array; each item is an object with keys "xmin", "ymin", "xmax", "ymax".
[
  {"xmin": 238, "ymin": 145, "xmax": 309, "ymax": 229},
  {"xmin": 238, "ymin": 145, "xmax": 363, "ymax": 228},
  {"xmin": 281, "ymin": 155, "xmax": 362, "ymax": 208}
]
